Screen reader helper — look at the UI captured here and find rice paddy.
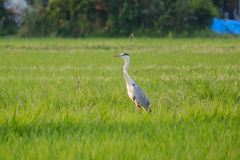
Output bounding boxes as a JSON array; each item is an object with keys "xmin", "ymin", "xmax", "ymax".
[{"xmin": 0, "ymin": 38, "xmax": 239, "ymax": 160}]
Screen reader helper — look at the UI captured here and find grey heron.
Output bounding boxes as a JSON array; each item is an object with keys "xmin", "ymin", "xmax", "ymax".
[{"xmin": 114, "ymin": 53, "xmax": 150, "ymax": 113}]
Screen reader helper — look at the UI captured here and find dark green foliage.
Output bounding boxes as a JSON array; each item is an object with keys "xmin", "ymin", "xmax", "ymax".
[
  {"xmin": 20, "ymin": 0, "xmax": 101, "ymax": 37},
  {"xmin": 0, "ymin": 0, "xmax": 18, "ymax": 35},
  {"xmin": 213, "ymin": 0, "xmax": 224, "ymax": 8},
  {"xmin": 8, "ymin": 0, "xmax": 220, "ymax": 37}
]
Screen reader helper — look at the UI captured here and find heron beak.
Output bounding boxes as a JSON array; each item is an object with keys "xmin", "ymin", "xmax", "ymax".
[{"xmin": 113, "ymin": 55, "xmax": 121, "ymax": 57}]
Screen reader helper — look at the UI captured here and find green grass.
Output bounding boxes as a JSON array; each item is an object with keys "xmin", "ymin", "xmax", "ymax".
[{"xmin": 0, "ymin": 38, "xmax": 239, "ymax": 160}]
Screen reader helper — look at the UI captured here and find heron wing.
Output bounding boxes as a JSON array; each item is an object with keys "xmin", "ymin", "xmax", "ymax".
[{"xmin": 131, "ymin": 84, "xmax": 150, "ymax": 111}]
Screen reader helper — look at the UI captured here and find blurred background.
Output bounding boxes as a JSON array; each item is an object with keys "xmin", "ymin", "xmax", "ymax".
[{"xmin": 0, "ymin": 0, "xmax": 239, "ymax": 37}]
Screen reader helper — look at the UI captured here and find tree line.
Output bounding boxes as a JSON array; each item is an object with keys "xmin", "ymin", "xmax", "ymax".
[{"xmin": 0, "ymin": 0, "xmax": 222, "ymax": 37}]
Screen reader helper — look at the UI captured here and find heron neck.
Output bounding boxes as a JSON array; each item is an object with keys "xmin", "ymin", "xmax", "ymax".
[
  {"xmin": 123, "ymin": 60, "xmax": 134, "ymax": 84},
  {"xmin": 123, "ymin": 59, "xmax": 129, "ymax": 70},
  {"xmin": 123, "ymin": 69, "xmax": 132, "ymax": 84}
]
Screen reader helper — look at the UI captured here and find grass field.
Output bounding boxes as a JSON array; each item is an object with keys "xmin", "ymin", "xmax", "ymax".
[{"xmin": 0, "ymin": 38, "xmax": 239, "ymax": 160}]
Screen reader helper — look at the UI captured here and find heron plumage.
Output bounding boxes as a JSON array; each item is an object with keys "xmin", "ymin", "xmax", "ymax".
[
  {"xmin": 131, "ymin": 83, "xmax": 149, "ymax": 111},
  {"xmin": 114, "ymin": 53, "xmax": 150, "ymax": 112}
]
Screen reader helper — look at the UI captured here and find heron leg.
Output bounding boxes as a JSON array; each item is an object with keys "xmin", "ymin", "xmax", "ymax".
[
  {"xmin": 136, "ymin": 106, "xmax": 141, "ymax": 114},
  {"xmin": 148, "ymin": 107, "xmax": 152, "ymax": 114},
  {"xmin": 134, "ymin": 101, "xmax": 141, "ymax": 114}
]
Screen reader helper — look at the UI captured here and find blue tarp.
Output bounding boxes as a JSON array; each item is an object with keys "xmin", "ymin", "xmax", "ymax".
[{"xmin": 211, "ymin": 17, "xmax": 240, "ymax": 35}]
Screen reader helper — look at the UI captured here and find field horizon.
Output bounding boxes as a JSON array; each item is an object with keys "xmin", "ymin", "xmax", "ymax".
[{"xmin": 0, "ymin": 38, "xmax": 239, "ymax": 160}]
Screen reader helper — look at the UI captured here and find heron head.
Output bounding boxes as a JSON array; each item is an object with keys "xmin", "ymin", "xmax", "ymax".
[{"xmin": 113, "ymin": 53, "xmax": 130, "ymax": 61}]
